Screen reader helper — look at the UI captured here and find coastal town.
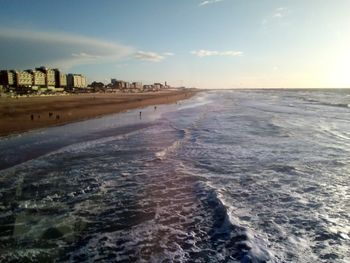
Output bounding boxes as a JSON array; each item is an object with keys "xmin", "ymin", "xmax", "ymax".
[
  {"xmin": 0, "ymin": 66, "xmax": 180, "ymax": 96},
  {"xmin": 0, "ymin": 66, "xmax": 196, "ymax": 137}
]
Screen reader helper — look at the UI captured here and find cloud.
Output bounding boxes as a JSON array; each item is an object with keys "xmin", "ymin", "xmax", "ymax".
[
  {"xmin": 134, "ymin": 51, "xmax": 174, "ymax": 62},
  {"xmin": 199, "ymin": 0, "xmax": 223, "ymax": 7},
  {"xmin": 262, "ymin": 7, "xmax": 290, "ymax": 26},
  {"xmin": 163, "ymin": 52, "xmax": 174, "ymax": 56},
  {"xmin": 272, "ymin": 7, "xmax": 287, "ymax": 18},
  {"xmin": 273, "ymin": 13, "xmax": 283, "ymax": 18},
  {"xmin": 71, "ymin": 52, "xmax": 102, "ymax": 59},
  {"xmin": 0, "ymin": 28, "xmax": 134, "ymax": 70},
  {"xmin": 191, "ymin": 49, "xmax": 243, "ymax": 57}
]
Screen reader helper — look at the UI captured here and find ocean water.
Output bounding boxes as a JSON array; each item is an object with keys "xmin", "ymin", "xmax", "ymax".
[{"xmin": 0, "ymin": 90, "xmax": 349, "ymax": 262}]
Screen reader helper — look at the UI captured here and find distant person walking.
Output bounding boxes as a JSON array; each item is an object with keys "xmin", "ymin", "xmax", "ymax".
[
  {"xmin": 139, "ymin": 111, "xmax": 142, "ymax": 119},
  {"xmin": 154, "ymin": 106, "xmax": 157, "ymax": 110},
  {"xmin": 30, "ymin": 114, "xmax": 34, "ymax": 121}
]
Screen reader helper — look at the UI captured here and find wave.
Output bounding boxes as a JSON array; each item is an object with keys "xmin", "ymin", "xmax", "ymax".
[
  {"xmin": 155, "ymin": 128, "xmax": 190, "ymax": 160},
  {"xmin": 303, "ymin": 98, "xmax": 350, "ymax": 109},
  {"xmin": 0, "ymin": 123, "xmax": 154, "ymax": 172},
  {"xmin": 177, "ymin": 92, "xmax": 212, "ymax": 110},
  {"xmin": 208, "ymin": 185, "xmax": 273, "ymax": 263},
  {"xmin": 319, "ymin": 102, "xmax": 349, "ymax": 108}
]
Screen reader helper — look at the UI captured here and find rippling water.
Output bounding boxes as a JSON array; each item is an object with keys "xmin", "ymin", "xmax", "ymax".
[{"xmin": 0, "ymin": 90, "xmax": 349, "ymax": 262}]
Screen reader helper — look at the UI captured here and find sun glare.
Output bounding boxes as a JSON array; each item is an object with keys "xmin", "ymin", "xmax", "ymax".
[{"xmin": 328, "ymin": 53, "xmax": 350, "ymax": 88}]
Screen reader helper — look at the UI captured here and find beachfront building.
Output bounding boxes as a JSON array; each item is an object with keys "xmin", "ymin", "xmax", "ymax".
[
  {"xmin": 67, "ymin": 74, "xmax": 87, "ymax": 89},
  {"xmin": 131, "ymin": 82, "xmax": 143, "ymax": 91},
  {"xmin": 46, "ymin": 68, "xmax": 56, "ymax": 89},
  {"xmin": 16, "ymin": 70, "xmax": 33, "ymax": 88},
  {"xmin": 164, "ymin": 81, "xmax": 170, "ymax": 89},
  {"xmin": 110, "ymin": 79, "xmax": 122, "ymax": 90},
  {"xmin": 0, "ymin": 70, "xmax": 15, "ymax": 88},
  {"xmin": 143, "ymin": 84, "xmax": 155, "ymax": 92},
  {"xmin": 54, "ymin": 69, "xmax": 67, "ymax": 89},
  {"xmin": 153, "ymin": 83, "xmax": 162, "ymax": 90},
  {"xmin": 29, "ymin": 69, "xmax": 46, "ymax": 88},
  {"xmin": 111, "ymin": 79, "xmax": 117, "ymax": 85},
  {"xmin": 36, "ymin": 67, "xmax": 56, "ymax": 90},
  {"xmin": 115, "ymin": 81, "xmax": 131, "ymax": 91}
]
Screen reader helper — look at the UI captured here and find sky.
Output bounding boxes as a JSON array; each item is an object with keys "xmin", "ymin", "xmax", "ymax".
[{"xmin": 0, "ymin": 0, "xmax": 350, "ymax": 89}]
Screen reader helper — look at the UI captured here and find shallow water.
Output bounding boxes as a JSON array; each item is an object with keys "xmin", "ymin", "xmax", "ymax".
[{"xmin": 0, "ymin": 90, "xmax": 349, "ymax": 262}]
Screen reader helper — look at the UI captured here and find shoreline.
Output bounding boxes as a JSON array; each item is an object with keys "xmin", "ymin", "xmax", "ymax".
[{"xmin": 0, "ymin": 89, "xmax": 198, "ymax": 138}]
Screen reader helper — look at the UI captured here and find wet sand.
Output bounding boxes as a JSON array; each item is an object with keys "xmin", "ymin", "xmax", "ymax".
[{"xmin": 0, "ymin": 90, "xmax": 197, "ymax": 137}]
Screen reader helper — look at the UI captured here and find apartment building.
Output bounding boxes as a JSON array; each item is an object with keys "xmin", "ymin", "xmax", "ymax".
[
  {"xmin": 132, "ymin": 82, "xmax": 143, "ymax": 90},
  {"xmin": 54, "ymin": 69, "xmax": 67, "ymax": 88},
  {"xmin": 67, "ymin": 74, "xmax": 87, "ymax": 89},
  {"xmin": 16, "ymin": 71, "xmax": 33, "ymax": 87},
  {"xmin": 29, "ymin": 70, "xmax": 46, "ymax": 87},
  {"xmin": 37, "ymin": 67, "xmax": 55, "ymax": 88},
  {"xmin": 0, "ymin": 70, "xmax": 15, "ymax": 87}
]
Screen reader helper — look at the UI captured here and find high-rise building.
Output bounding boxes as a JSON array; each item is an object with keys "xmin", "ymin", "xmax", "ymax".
[
  {"xmin": 16, "ymin": 71, "xmax": 33, "ymax": 87},
  {"xmin": 54, "ymin": 69, "xmax": 67, "ymax": 88},
  {"xmin": 67, "ymin": 74, "xmax": 87, "ymax": 89},
  {"xmin": 37, "ymin": 66, "xmax": 56, "ymax": 89},
  {"xmin": 0, "ymin": 70, "xmax": 15, "ymax": 87},
  {"xmin": 132, "ymin": 82, "xmax": 143, "ymax": 90},
  {"xmin": 28, "ymin": 69, "xmax": 46, "ymax": 87}
]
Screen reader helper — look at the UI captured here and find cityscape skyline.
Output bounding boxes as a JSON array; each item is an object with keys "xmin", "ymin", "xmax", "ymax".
[{"xmin": 0, "ymin": 0, "xmax": 350, "ymax": 89}]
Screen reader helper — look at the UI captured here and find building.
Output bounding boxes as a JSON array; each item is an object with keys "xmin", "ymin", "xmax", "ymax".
[
  {"xmin": 46, "ymin": 68, "xmax": 56, "ymax": 88},
  {"xmin": 131, "ymin": 82, "xmax": 143, "ymax": 90},
  {"xmin": 37, "ymin": 67, "xmax": 56, "ymax": 89},
  {"xmin": 143, "ymin": 84, "xmax": 155, "ymax": 92},
  {"xmin": 16, "ymin": 70, "xmax": 33, "ymax": 87},
  {"xmin": 115, "ymin": 80, "xmax": 124, "ymax": 89},
  {"xmin": 29, "ymin": 69, "xmax": 46, "ymax": 88},
  {"xmin": 54, "ymin": 69, "xmax": 67, "ymax": 88},
  {"xmin": 153, "ymin": 83, "xmax": 162, "ymax": 90},
  {"xmin": 67, "ymin": 74, "xmax": 87, "ymax": 89},
  {"xmin": 110, "ymin": 79, "xmax": 123, "ymax": 90},
  {"xmin": 0, "ymin": 70, "xmax": 15, "ymax": 87},
  {"xmin": 154, "ymin": 83, "xmax": 164, "ymax": 89}
]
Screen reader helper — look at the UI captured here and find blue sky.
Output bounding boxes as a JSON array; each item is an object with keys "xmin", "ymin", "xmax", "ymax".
[{"xmin": 1, "ymin": 0, "xmax": 350, "ymax": 88}]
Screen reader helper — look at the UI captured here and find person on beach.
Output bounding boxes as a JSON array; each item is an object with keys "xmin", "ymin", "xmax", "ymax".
[
  {"xmin": 154, "ymin": 106, "xmax": 157, "ymax": 110},
  {"xmin": 139, "ymin": 111, "xmax": 142, "ymax": 119},
  {"xmin": 30, "ymin": 114, "xmax": 34, "ymax": 121}
]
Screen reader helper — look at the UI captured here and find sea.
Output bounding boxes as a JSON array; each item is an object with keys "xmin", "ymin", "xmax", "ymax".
[{"xmin": 0, "ymin": 90, "xmax": 349, "ymax": 263}]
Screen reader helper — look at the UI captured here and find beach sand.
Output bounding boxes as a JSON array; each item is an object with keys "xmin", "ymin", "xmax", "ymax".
[{"xmin": 0, "ymin": 89, "xmax": 197, "ymax": 137}]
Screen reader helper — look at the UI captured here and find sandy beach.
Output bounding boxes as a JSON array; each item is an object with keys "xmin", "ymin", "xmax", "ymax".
[{"xmin": 0, "ymin": 90, "xmax": 197, "ymax": 137}]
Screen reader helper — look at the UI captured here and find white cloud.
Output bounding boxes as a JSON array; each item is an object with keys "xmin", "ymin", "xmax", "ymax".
[
  {"xmin": 134, "ymin": 51, "xmax": 174, "ymax": 62},
  {"xmin": 272, "ymin": 7, "xmax": 288, "ymax": 18},
  {"xmin": 262, "ymin": 7, "xmax": 290, "ymax": 26},
  {"xmin": 191, "ymin": 49, "xmax": 243, "ymax": 57},
  {"xmin": 220, "ymin": 51, "xmax": 244, "ymax": 56},
  {"xmin": 273, "ymin": 13, "xmax": 283, "ymax": 18},
  {"xmin": 163, "ymin": 52, "xmax": 175, "ymax": 56},
  {"xmin": 276, "ymin": 7, "xmax": 287, "ymax": 12},
  {"xmin": 199, "ymin": 0, "xmax": 223, "ymax": 7},
  {"xmin": 0, "ymin": 28, "xmax": 134, "ymax": 70},
  {"xmin": 71, "ymin": 52, "xmax": 102, "ymax": 59}
]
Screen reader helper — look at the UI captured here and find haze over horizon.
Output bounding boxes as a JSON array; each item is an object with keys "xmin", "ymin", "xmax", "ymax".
[{"xmin": 1, "ymin": 0, "xmax": 350, "ymax": 89}]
